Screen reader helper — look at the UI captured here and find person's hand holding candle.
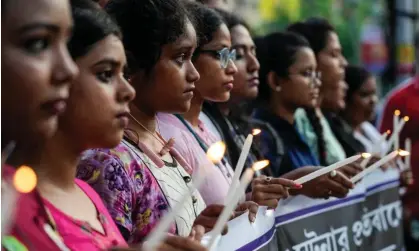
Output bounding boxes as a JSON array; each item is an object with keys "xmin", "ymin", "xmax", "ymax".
[
  {"xmin": 337, "ymin": 162, "xmax": 364, "ymax": 179},
  {"xmin": 233, "ymin": 201, "xmax": 259, "ymax": 223},
  {"xmin": 250, "ymin": 176, "xmax": 302, "ymax": 209},
  {"xmin": 192, "ymin": 204, "xmax": 230, "ymax": 235},
  {"xmin": 281, "ymin": 166, "xmax": 354, "ymax": 199}
]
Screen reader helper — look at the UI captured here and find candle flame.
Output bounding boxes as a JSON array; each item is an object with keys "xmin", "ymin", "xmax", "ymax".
[
  {"xmin": 206, "ymin": 141, "xmax": 226, "ymax": 163},
  {"xmin": 394, "ymin": 110, "xmax": 401, "ymax": 116},
  {"xmin": 13, "ymin": 165, "xmax": 37, "ymax": 193},
  {"xmin": 386, "ymin": 130, "xmax": 391, "ymax": 135},
  {"xmin": 404, "ymin": 116, "xmax": 410, "ymax": 122},
  {"xmin": 361, "ymin": 153, "xmax": 372, "ymax": 159},
  {"xmin": 252, "ymin": 160, "xmax": 269, "ymax": 171},
  {"xmin": 398, "ymin": 150, "xmax": 410, "ymax": 156},
  {"xmin": 252, "ymin": 129, "xmax": 261, "ymax": 136}
]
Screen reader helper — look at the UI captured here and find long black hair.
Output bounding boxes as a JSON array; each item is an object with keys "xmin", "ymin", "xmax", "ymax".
[
  {"xmin": 185, "ymin": 2, "xmax": 224, "ymax": 55},
  {"xmin": 286, "ymin": 18, "xmax": 336, "ymax": 165},
  {"xmin": 105, "ymin": 0, "xmax": 192, "ymax": 75},
  {"xmin": 256, "ymin": 31, "xmax": 310, "ymax": 104},
  {"xmin": 68, "ymin": 0, "xmax": 121, "ymax": 59},
  {"xmin": 344, "ymin": 65, "xmax": 372, "ymax": 104}
]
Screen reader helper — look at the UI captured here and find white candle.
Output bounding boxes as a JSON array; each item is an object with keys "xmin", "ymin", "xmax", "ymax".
[
  {"xmin": 351, "ymin": 151, "xmax": 399, "ymax": 183},
  {"xmin": 143, "ymin": 142, "xmax": 226, "ymax": 251},
  {"xmin": 387, "ymin": 116, "xmax": 409, "ymax": 152},
  {"xmin": 294, "ymin": 154, "xmax": 362, "ymax": 184},
  {"xmin": 374, "ymin": 131, "xmax": 390, "ymax": 156},
  {"xmin": 206, "ymin": 168, "xmax": 255, "ymax": 249},
  {"xmin": 360, "ymin": 153, "xmax": 372, "ymax": 168},
  {"xmin": 404, "ymin": 138, "xmax": 411, "ymax": 170},
  {"xmin": 225, "ymin": 129, "xmax": 261, "ymax": 204},
  {"xmin": 393, "ymin": 110, "xmax": 400, "ymax": 150},
  {"xmin": 225, "ymin": 134, "xmax": 253, "ymax": 203}
]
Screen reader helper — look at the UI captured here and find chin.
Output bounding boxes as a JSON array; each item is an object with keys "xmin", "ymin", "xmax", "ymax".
[
  {"xmin": 37, "ymin": 116, "xmax": 59, "ymax": 140},
  {"xmin": 213, "ymin": 93, "xmax": 231, "ymax": 103},
  {"xmin": 101, "ymin": 136, "xmax": 123, "ymax": 149},
  {"xmin": 247, "ymin": 90, "xmax": 259, "ymax": 100}
]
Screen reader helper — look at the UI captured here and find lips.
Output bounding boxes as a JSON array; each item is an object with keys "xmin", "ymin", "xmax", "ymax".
[
  {"xmin": 248, "ymin": 77, "xmax": 259, "ymax": 86},
  {"xmin": 116, "ymin": 111, "xmax": 130, "ymax": 128},
  {"xmin": 40, "ymin": 98, "xmax": 68, "ymax": 116}
]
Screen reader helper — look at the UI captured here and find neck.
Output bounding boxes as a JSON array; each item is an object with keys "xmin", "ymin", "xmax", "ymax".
[
  {"xmin": 34, "ymin": 130, "xmax": 81, "ymax": 191},
  {"xmin": 269, "ymin": 98, "xmax": 295, "ymax": 124},
  {"xmin": 217, "ymin": 102, "xmax": 230, "ymax": 116},
  {"xmin": 182, "ymin": 94, "xmax": 204, "ymax": 127},
  {"xmin": 129, "ymin": 103, "xmax": 157, "ymax": 134},
  {"xmin": 341, "ymin": 110, "xmax": 362, "ymax": 132}
]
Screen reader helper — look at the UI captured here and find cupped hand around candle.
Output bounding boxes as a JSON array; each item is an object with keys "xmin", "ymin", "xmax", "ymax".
[
  {"xmin": 193, "ymin": 204, "xmax": 230, "ymax": 235},
  {"xmin": 233, "ymin": 201, "xmax": 259, "ymax": 223},
  {"xmin": 250, "ymin": 176, "xmax": 302, "ymax": 209},
  {"xmin": 110, "ymin": 235, "xmax": 208, "ymax": 251}
]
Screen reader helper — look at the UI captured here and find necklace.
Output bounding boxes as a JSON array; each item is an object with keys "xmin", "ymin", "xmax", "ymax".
[{"xmin": 128, "ymin": 113, "xmax": 166, "ymax": 146}]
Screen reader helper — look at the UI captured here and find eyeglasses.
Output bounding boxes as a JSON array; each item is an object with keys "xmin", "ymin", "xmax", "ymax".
[
  {"xmin": 197, "ymin": 47, "xmax": 237, "ymax": 69},
  {"xmin": 300, "ymin": 71, "xmax": 322, "ymax": 79}
]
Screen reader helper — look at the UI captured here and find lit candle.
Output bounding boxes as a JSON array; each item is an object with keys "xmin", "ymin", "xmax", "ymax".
[
  {"xmin": 206, "ymin": 169, "xmax": 255, "ymax": 249},
  {"xmin": 374, "ymin": 131, "xmax": 390, "ymax": 156},
  {"xmin": 387, "ymin": 116, "xmax": 409, "ymax": 152},
  {"xmin": 393, "ymin": 110, "xmax": 400, "ymax": 150},
  {"xmin": 225, "ymin": 129, "xmax": 261, "ymax": 203},
  {"xmin": 360, "ymin": 153, "xmax": 372, "ymax": 168},
  {"xmin": 143, "ymin": 141, "xmax": 226, "ymax": 251},
  {"xmin": 351, "ymin": 150, "xmax": 409, "ymax": 183},
  {"xmin": 294, "ymin": 154, "xmax": 364, "ymax": 184},
  {"xmin": 404, "ymin": 138, "xmax": 411, "ymax": 171}
]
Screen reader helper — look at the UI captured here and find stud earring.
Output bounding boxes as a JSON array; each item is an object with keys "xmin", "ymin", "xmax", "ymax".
[{"xmin": 275, "ymin": 86, "xmax": 281, "ymax": 92}]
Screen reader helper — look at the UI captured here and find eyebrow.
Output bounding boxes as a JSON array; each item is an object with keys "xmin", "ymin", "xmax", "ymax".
[
  {"xmin": 232, "ymin": 44, "xmax": 255, "ymax": 50},
  {"xmin": 19, "ymin": 23, "xmax": 60, "ymax": 33},
  {"xmin": 93, "ymin": 58, "xmax": 123, "ymax": 68}
]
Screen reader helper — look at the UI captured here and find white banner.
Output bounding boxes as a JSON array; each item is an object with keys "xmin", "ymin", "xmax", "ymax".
[{"xmin": 203, "ymin": 168, "xmax": 403, "ymax": 251}]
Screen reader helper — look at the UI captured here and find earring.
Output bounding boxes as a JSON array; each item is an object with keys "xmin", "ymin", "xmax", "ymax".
[{"xmin": 275, "ymin": 86, "xmax": 281, "ymax": 92}]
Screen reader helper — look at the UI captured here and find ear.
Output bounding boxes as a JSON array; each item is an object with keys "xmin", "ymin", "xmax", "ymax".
[{"xmin": 267, "ymin": 71, "xmax": 282, "ymax": 92}]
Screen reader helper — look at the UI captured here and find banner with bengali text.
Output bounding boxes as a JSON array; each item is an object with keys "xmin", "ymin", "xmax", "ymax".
[{"xmin": 204, "ymin": 168, "xmax": 404, "ymax": 251}]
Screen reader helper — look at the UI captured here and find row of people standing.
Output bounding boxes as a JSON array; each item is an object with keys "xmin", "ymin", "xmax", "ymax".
[{"xmin": 2, "ymin": 0, "xmax": 366, "ymax": 250}]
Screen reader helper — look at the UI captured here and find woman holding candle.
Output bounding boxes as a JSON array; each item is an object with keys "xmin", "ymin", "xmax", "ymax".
[
  {"xmin": 76, "ymin": 0, "xmax": 233, "ymax": 245},
  {"xmin": 253, "ymin": 31, "xmax": 321, "ymax": 176},
  {"xmin": 157, "ymin": 3, "xmax": 300, "ymax": 210},
  {"xmin": 287, "ymin": 18, "xmax": 348, "ymax": 166},
  {"xmin": 2, "ymin": 0, "xmax": 78, "ymax": 248},
  {"xmin": 199, "ymin": 9, "xmax": 273, "ymax": 177},
  {"xmin": 4, "ymin": 1, "xmax": 208, "ymax": 250},
  {"xmin": 340, "ymin": 65, "xmax": 382, "ymax": 154}
]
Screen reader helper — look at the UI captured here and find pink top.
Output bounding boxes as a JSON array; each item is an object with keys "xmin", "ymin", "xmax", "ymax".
[
  {"xmin": 2, "ymin": 164, "xmax": 126, "ymax": 251},
  {"xmin": 43, "ymin": 179, "xmax": 127, "ymax": 251},
  {"xmin": 157, "ymin": 113, "xmax": 233, "ymax": 205}
]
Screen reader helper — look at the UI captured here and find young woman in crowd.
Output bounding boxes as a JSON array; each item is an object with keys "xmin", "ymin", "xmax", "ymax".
[
  {"xmin": 253, "ymin": 31, "xmax": 321, "ymax": 176},
  {"xmin": 76, "ymin": 0, "xmax": 251, "ymax": 245},
  {"xmin": 200, "ymin": 9, "xmax": 269, "ymax": 175},
  {"xmin": 159, "ymin": 4, "xmax": 354, "ymax": 205},
  {"xmin": 287, "ymin": 18, "xmax": 348, "ymax": 166},
  {"xmin": 2, "ymin": 0, "xmax": 78, "ymax": 248},
  {"xmin": 4, "ymin": 0, "xmax": 208, "ymax": 250},
  {"xmin": 340, "ymin": 65, "xmax": 379, "ymax": 155},
  {"xmin": 158, "ymin": 2, "xmax": 302, "ymax": 209}
]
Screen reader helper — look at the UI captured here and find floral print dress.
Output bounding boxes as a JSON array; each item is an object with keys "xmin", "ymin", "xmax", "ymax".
[{"xmin": 76, "ymin": 139, "xmax": 206, "ymax": 244}]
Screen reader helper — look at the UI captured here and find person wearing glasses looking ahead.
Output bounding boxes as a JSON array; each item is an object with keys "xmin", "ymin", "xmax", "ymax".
[
  {"xmin": 159, "ymin": 2, "xmax": 302, "ymax": 209},
  {"xmin": 253, "ymin": 32, "xmax": 322, "ymax": 177}
]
